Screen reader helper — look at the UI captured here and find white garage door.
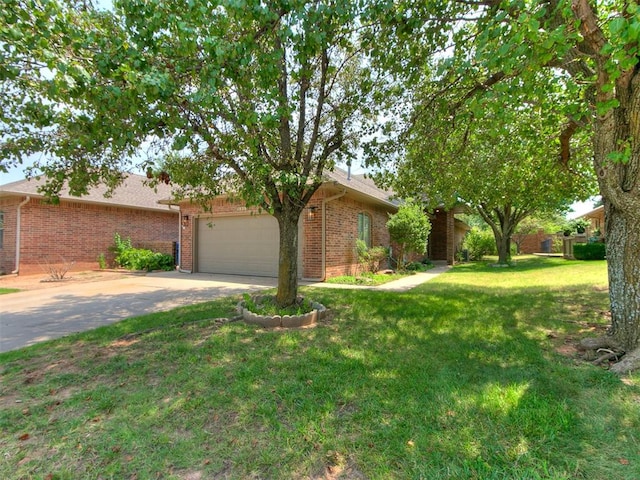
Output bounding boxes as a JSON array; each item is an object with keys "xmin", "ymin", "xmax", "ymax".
[{"xmin": 196, "ymin": 214, "xmax": 301, "ymax": 277}]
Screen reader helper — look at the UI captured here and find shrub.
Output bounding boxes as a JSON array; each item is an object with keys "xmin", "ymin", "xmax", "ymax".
[
  {"xmin": 406, "ymin": 262, "xmax": 425, "ymax": 272},
  {"xmin": 573, "ymin": 243, "xmax": 606, "ymax": 260},
  {"xmin": 97, "ymin": 253, "xmax": 107, "ymax": 269},
  {"xmin": 118, "ymin": 248, "xmax": 175, "ymax": 271},
  {"xmin": 356, "ymin": 240, "xmax": 389, "ymax": 273},
  {"xmin": 39, "ymin": 255, "xmax": 75, "ymax": 281},
  {"xmin": 111, "ymin": 233, "xmax": 175, "ymax": 271},
  {"xmin": 387, "ymin": 199, "xmax": 431, "ymax": 270},
  {"xmin": 405, "ymin": 258, "xmax": 433, "ymax": 272},
  {"xmin": 463, "ymin": 227, "xmax": 496, "ymax": 260}
]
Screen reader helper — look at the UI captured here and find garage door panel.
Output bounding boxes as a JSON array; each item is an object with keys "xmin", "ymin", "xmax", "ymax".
[{"xmin": 197, "ymin": 214, "xmax": 301, "ymax": 277}]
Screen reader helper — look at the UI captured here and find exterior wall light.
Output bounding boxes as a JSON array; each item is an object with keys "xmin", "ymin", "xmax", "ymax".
[{"xmin": 307, "ymin": 206, "xmax": 318, "ymax": 221}]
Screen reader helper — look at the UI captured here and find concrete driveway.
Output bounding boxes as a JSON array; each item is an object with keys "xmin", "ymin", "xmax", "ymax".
[
  {"xmin": 0, "ymin": 264, "xmax": 450, "ymax": 354},
  {"xmin": 0, "ymin": 271, "xmax": 278, "ymax": 353}
]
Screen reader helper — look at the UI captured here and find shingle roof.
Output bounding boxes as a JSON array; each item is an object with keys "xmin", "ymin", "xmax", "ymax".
[
  {"xmin": 0, "ymin": 174, "xmax": 176, "ymax": 213},
  {"xmin": 579, "ymin": 205, "xmax": 604, "ymax": 219},
  {"xmin": 324, "ymin": 168, "xmax": 398, "ymax": 208},
  {"xmin": 0, "ymin": 168, "xmax": 393, "ymax": 212}
]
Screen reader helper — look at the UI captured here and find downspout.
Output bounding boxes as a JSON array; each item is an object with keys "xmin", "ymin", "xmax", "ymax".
[
  {"xmin": 167, "ymin": 204, "xmax": 183, "ymax": 272},
  {"xmin": 11, "ymin": 196, "xmax": 31, "ymax": 274},
  {"xmin": 302, "ymin": 189, "xmax": 346, "ymax": 282},
  {"xmin": 167, "ymin": 203, "xmax": 192, "ymax": 273},
  {"xmin": 178, "ymin": 212, "xmax": 192, "ymax": 273}
]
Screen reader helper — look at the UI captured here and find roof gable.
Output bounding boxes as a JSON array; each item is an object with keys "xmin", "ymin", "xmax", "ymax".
[{"xmin": 324, "ymin": 168, "xmax": 398, "ymax": 208}]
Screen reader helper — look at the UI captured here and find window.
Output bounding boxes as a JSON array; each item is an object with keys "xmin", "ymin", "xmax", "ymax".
[
  {"xmin": 357, "ymin": 212, "xmax": 371, "ymax": 247},
  {"xmin": 0, "ymin": 211, "xmax": 3, "ymax": 249}
]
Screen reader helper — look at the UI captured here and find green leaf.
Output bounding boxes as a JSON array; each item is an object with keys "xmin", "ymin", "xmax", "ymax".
[
  {"xmin": 597, "ymin": 98, "xmax": 620, "ymax": 116},
  {"xmin": 609, "ymin": 17, "xmax": 627, "ymax": 36}
]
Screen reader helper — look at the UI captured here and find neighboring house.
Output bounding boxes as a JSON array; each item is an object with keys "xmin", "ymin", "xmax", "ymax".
[
  {"xmin": 513, "ymin": 228, "xmax": 560, "ymax": 254},
  {"xmin": 579, "ymin": 205, "xmax": 605, "ymax": 237},
  {"xmin": 428, "ymin": 207, "xmax": 470, "ymax": 263},
  {"xmin": 173, "ymin": 168, "xmax": 461, "ymax": 280},
  {"xmin": 0, "ymin": 175, "xmax": 179, "ymax": 275}
]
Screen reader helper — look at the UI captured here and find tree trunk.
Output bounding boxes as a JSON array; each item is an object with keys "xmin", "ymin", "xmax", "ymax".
[
  {"xmin": 477, "ymin": 205, "xmax": 520, "ymax": 265},
  {"xmin": 602, "ymin": 201, "xmax": 640, "ymax": 351},
  {"xmin": 274, "ymin": 205, "xmax": 302, "ymax": 308},
  {"xmin": 592, "ymin": 68, "xmax": 640, "ymax": 354},
  {"xmin": 495, "ymin": 232, "xmax": 511, "ymax": 265}
]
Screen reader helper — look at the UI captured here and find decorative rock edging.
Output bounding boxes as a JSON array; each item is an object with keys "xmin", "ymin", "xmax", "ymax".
[{"xmin": 237, "ymin": 295, "xmax": 327, "ymax": 328}]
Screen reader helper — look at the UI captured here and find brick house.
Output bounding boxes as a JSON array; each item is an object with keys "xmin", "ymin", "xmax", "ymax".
[
  {"xmin": 0, "ymin": 175, "xmax": 179, "ymax": 275},
  {"xmin": 579, "ymin": 205, "xmax": 605, "ymax": 238},
  {"xmin": 428, "ymin": 207, "xmax": 470, "ymax": 264},
  {"xmin": 174, "ymin": 168, "xmax": 461, "ymax": 280}
]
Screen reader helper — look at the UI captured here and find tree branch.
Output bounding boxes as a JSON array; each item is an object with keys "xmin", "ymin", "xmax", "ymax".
[
  {"xmin": 559, "ymin": 119, "xmax": 579, "ymax": 166},
  {"xmin": 303, "ymin": 48, "xmax": 329, "ymax": 171},
  {"xmin": 275, "ymin": 36, "xmax": 293, "ymax": 165},
  {"xmin": 294, "ymin": 66, "xmax": 311, "ymax": 165}
]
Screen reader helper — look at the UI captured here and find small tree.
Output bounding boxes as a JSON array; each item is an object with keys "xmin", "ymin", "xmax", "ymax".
[
  {"xmin": 0, "ymin": 1, "xmax": 380, "ymax": 308},
  {"xmin": 511, "ymin": 217, "xmax": 542, "ymax": 255},
  {"xmin": 356, "ymin": 240, "xmax": 389, "ymax": 274},
  {"xmin": 387, "ymin": 200, "xmax": 431, "ymax": 271}
]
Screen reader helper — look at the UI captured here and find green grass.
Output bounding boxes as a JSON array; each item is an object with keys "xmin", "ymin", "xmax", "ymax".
[
  {"xmin": 0, "ymin": 287, "xmax": 20, "ymax": 294},
  {"xmin": 1, "ymin": 257, "xmax": 639, "ymax": 479},
  {"xmin": 326, "ymin": 271, "xmax": 409, "ymax": 285}
]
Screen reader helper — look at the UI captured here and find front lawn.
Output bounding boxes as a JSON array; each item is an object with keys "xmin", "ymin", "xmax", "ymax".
[
  {"xmin": 0, "ymin": 288, "xmax": 19, "ymax": 295},
  {"xmin": 325, "ymin": 271, "xmax": 409, "ymax": 285},
  {"xmin": 1, "ymin": 257, "xmax": 638, "ymax": 479}
]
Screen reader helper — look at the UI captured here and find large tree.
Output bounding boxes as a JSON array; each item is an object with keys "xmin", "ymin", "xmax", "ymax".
[
  {"xmin": 369, "ymin": 0, "xmax": 640, "ymax": 372},
  {"xmin": 0, "ymin": 0, "xmax": 378, "ymax": 307},
  {"xmin": 392, "ymin": 81, "xmax": 594, "ymax": 265}
]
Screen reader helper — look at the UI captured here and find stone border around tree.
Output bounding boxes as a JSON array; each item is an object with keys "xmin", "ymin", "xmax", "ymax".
[{"xmin": 237, "ymin": 295, "xmax": 327, "ymax": 328}]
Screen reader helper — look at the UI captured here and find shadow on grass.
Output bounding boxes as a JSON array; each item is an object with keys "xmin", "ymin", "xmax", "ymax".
[
  {"xmin": 1, "ymin": 259, "xmax": 637, "ymax": 479},
  {"xmin": 296, "ymin": 283, "xmax": 631, "ymax": 478}
]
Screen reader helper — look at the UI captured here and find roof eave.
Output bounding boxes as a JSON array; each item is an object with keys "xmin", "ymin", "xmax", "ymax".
[{"xmin": 0, "ymin": 190, "xmax": 177, "ymax": 213}]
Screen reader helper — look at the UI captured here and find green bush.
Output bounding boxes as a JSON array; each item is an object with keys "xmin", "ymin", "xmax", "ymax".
[
  {"xmin": 118, "ymin": 248, "xmax": 175, "ymax": 271},
  {"xmin": 573, "ymin": 243, "xmax": 606, "ymax": 260},
  {"xmin": 97, "ymin": 253, "xmax": 107, "ymax": 269},
  {"xmin": 111, "ymin": 233, "xmax": 175, "ymax": 271},
  {"xmin": 111, "ymin": 233, "xmax": 133, "ymax": 259},
  {"xmin": 405, "ymin": 259, "xmax": 433, "ymax": 272},
  {"xmin": 462, "ymin": 227, "xmax": 496, "ymax": 260},
  {"xmin": 356, "ymin": 240, "xmax": 389, "ymax": 273},
  {"xmin": 386, "ymin": 199, "xmax": 431, "ymax": 270}
]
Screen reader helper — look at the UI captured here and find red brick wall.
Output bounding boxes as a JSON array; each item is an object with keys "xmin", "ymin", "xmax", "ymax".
[
  {"xmin": 514, "ymin": 229, "xmax": 555, "ymax": 254},
  {"xmin": 0, "ymin": 196, "xmax": 178, "ymax": 275},
  {"xmin": 322, "ymin": 193, "xmax": 392, "ymax": 278},
  {"xmin": 429, "ymin": 209, "xmax": 455, "ymax": 264},
  {"xmin": 302, "ymin": 194, "xmax": 324, "ymax": 279},
  {"xmin": 178, "ymin": 188, "xmax": 395, "ymax": 279}
]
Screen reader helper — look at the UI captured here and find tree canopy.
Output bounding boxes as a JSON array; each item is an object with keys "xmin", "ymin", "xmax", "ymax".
[
  {"xmin": 363, "ymin": 0, "xmax": 640, "ymax": 367},
  {"xmin": 0, "ymin": 0, "xmax": 382, "ymax": 306},
  {"xmin": 391, "ymin": 78, "xmax": 596, "ymax": 263}
]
